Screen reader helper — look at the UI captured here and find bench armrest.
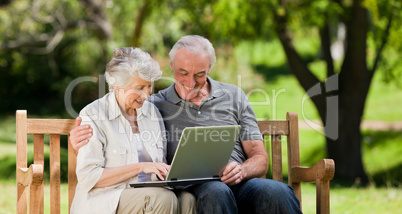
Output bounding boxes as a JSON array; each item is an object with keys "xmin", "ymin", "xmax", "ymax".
[
  {"xmin": 291, "ymin": 159, "xmax": 335, "ymax": 183},
  {"xmin": 17, "ymin": 164, "xmax": 43, "ymax": 186}
]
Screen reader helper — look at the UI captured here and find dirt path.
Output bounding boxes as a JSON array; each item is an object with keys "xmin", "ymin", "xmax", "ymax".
[{"xmin": 299, "ymin": 120, "xmax": 402, "ymax": 131}]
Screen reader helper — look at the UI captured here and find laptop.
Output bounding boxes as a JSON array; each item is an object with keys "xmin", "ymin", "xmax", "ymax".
[{"xmin": 130, "ymin": 125, "xmax": 241, "ymax": 188}]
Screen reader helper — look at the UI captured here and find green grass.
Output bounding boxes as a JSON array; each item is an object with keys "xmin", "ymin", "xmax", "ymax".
[
  {"xmin": 301, "ymin": 182, "xmax": 402, "ymax": 213},
  {"xmin": 1, "ymin": 179, "xmax": 400, "ymax": 213},
  {"xmin": 248, "ymin": 75, "xmax": 319, "ymax": 121},
  {"xmin": 0, "ymin": 179, "xmax": 69, "ymax": 213}
]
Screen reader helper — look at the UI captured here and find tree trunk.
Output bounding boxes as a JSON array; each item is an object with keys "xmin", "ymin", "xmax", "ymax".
[
  {"xmin": 274, "ymin": 0, "xmax": 373, "ymax": 182},
  {"xmin": 326, "ymin": 92, "xmax": 369, "ymax": 182},
  {"xmin": 326, "ymin": 0, "xmax": 372, "ymax": 182},
  {"xmin": 131, "ymin": 2, "xmax": 149, "ymax": 47}
]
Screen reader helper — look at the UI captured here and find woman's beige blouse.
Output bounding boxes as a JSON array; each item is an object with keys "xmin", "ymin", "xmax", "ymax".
[{"xmin": 70, "ymin": 92, "xmax": 166, "ymax": 214}]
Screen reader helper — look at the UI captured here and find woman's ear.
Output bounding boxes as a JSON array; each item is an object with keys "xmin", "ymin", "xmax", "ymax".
[{"xmin": 112, "ymin": 86, "xmax": 120, "ymax": 92}]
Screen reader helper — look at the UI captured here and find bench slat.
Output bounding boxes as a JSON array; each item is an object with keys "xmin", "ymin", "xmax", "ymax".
[
  {"xmin": 68, "ymin": 137, "xmax": 77, "ymax": 213},
  {"xmin": 28, "ymin": 119, "xmax": 76, "ymax": 135},
  {"xmin": 50, "ymin": 135, "xmax": 61, "ymax": 214},
  {"xmin": 271, "ymin": 135, "xmax": 283, "ymax": 182},
  {"xmin": 30, "ymin": 135, "xmax": 44, "ymax": 213},
  {"xmin": 258, "ymin": 120, "xmax": 289, "ymax": 135},
  {"xmin": 287, "ymin": 112, "xmax": 302, "ymax": 207},
  {"xmin": 16, "ymin": 110, "xmax": 28, "ymax": 214}
]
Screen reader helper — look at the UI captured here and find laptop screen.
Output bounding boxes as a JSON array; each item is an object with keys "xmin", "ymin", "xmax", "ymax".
[{"xmin": 166, "ymin": 125, "xmax": 241, "ymax": 181}]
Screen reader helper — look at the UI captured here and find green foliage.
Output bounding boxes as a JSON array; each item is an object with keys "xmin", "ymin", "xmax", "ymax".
[{"xmin": 0, "ymin": 0, "xmax": 107, "ymax": 116}]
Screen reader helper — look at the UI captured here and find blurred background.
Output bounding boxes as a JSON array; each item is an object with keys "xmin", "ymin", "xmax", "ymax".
[{"xmin": 1, "ymin": 0, "xmax": 401, "ymax": 213}]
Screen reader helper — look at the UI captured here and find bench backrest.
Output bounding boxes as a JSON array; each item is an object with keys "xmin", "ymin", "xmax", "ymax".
[
  {"xmin": 16, "ymin": 110, "xmax": 77, "ymax": 213},
  {"xmin": 257, "ymin": 112, "xmax": 302, "ymax": 203},
  {"xmin": 16, "ymin": 110, "xmax": 302, "ymax": 213}
]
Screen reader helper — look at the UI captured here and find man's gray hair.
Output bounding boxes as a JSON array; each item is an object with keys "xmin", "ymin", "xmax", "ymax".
[
  {"xmin": 105, "ymin": 47, "xmax": 162, "ymax": 92},
  {"xmin": 169, "ymin": 35, "xmax": 216, "ymax": 69}
]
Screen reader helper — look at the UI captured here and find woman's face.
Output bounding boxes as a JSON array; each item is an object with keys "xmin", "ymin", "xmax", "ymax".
[{"xmin": 114, "ymin": 75, "xmax": 153, "ymax": 115}]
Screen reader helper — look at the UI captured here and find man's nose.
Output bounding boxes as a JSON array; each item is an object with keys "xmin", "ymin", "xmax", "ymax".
[{"xmin": 183, "ymin": 77, "xmax": 196, "ymax": 89}]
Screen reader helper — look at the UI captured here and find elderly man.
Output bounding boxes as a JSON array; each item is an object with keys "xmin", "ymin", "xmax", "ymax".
[{"xmin": 70, "ymin": 35, "xmax": 302, "ymax": 214}]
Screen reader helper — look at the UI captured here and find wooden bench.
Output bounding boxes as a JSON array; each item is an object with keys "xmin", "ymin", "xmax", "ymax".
[{"xmin": 16, "ymin": 110, "xmax": 335, "ymax": 213}]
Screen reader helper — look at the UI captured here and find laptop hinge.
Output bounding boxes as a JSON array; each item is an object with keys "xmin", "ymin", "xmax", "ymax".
[
  {"xmin": 213, "ymin": 175, "xmax": 220, "ymax": 178},
  {"xmin": 171, "ymin": 178, "xmax": 178, "ymax": 181}
]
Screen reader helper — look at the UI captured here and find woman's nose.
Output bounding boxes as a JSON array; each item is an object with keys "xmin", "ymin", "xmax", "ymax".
[{"xmin": 141, "ymin": 91, "xmax": 149, "ymax": 100}]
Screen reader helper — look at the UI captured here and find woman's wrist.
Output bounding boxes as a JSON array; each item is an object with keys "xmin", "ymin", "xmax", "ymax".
[{"xmin": 138, "ymin": 162, "xmax": 144, "ymax": 173}]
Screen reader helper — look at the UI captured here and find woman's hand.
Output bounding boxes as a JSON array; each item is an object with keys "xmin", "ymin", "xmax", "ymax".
[{"xmin": 140, "ymin": 162, "xmax": 170, "ymax": 180}]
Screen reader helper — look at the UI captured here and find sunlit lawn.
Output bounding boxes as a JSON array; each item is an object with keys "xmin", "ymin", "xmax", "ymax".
[
  {"xmin": 302, "ymin": 182, "xmax": 402, "ymax": 214},
  {"xmin": 0, "ymin": 179, "xmax": 69, "ymax": 213},
  {"xmin": 1, "ymin": 179, "xmax": 401, "ymax": 213}
]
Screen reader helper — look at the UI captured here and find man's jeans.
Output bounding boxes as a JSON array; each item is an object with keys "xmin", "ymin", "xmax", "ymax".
[{"xmin": 186, "ymin": 178, "xmax": 303, "ymax": 214}]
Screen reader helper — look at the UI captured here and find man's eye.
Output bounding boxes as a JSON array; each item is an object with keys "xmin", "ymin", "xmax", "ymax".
[
  {"xmin": 197, "ymin": 74, "xmax": 205, "ymax": 78},
  {"xmin": 181, "ymin": 73, "xmax": 187, "ymax": 76}
]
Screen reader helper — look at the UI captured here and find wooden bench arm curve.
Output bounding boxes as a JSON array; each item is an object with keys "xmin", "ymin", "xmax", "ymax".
[
  {"xmin": 17, "ymin": 164, "xmax": 43, "ymax": 186},
  {"xmin": 290, "ymin": 159, "xmax": 335, "ymax": 183}
]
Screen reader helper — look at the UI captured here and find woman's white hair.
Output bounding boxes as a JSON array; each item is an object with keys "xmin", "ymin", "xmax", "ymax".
[
  {"xmin": 105, "ymin": 47, "xmax": 162, "ymax": 92},
  {"xmin": 169, "ymin": 35, "xmax": 216, "ymax": 69}
]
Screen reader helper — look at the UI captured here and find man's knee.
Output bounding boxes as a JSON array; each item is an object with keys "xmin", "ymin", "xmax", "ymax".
[
  {"xmin": 189, "ymin": 181, "xmax": 236, "ymax": 205},
  {"xmin": 247, "ymin": 178, "xmax": 294, "ymax": 195},
  {"xmin": 176, "ymin": 190, "xmax": 197, "ymax": 214},
  {"xmin": 199, "ymin": 182, "xmax": 233, "ymax": 199},
  {"xmin": 235, "ymin": 179, "xmax": 302, "ymax": 213},
  {"xmin": 188, "ymin": 182, "xmax": 238, "ymax": 213}
]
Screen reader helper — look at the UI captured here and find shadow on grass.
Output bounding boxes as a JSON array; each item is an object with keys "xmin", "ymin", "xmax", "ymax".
[
  {"xmin": 371, "ymin": 163, "xmax": 402, "ymax": 187},
  {"xmin": 362, "ymin": 130, "xmax": 402, "ymax": 149},
  {"xmin": 252, "ymin": 53, "xmax": 317, "ymax": 82},
  {"xmin": 252, "ymin": 64, "xmax": 292, "ymax": 82},
  {"xmin": 0, "ymin": 149, "xmax": 69, "ymax": 182}
]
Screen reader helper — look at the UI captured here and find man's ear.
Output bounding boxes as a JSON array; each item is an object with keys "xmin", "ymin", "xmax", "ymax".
[{"xmin": 170, "ymin": 61, "xmax": 174, "ymax": 71}]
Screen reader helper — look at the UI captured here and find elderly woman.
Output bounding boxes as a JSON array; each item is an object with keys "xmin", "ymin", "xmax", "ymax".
[{"xmin": 70, "ymin": 47, "xmax": 195, "ymax": 214}]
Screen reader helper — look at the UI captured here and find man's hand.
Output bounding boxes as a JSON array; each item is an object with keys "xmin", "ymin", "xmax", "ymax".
[
  {"xmin": 221, "ymin": 162, "xmax": 244, "ymax": 186},
  {"xmin": 69, "ymin": 117, "xmax": 93, "ymax": 154}
]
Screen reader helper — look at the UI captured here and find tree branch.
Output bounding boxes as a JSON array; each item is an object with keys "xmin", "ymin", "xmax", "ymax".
[
  {"xmin": 273, "ymin": 14, "xmax": 321, "ymax": 92},
  {"xmin": 0, "ymin": 20, "xmax": 97, "ymax": 52},
  {"xmin": 371, "ymin": 11, "xmax": 394, "ymax": 74},
  {"xmin": 131, "ymin": 1, "xmax": 149, "ymax": 47},
  {"xmin": 273, "ymin": 4, "xmax": 327, "ymax": 120},
  {"xmin": 78, "ymin": 0, "xmax": 112, "ymax": 40},
  {"xmin": 319, "ymin": 15, "xmax": 335, "ymax": 78},
  {"xmin": 332, "ymin": 0, "xmax": 344, "ymax": 9},
  {"xmin": 0, "ymin": 0, "xmax": 12, "ymax": 7}
]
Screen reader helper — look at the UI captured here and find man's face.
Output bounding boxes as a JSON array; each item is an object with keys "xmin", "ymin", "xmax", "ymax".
[{"xmin": 170, "ymin": 48, "xmax": 210, "ymax": 100}]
